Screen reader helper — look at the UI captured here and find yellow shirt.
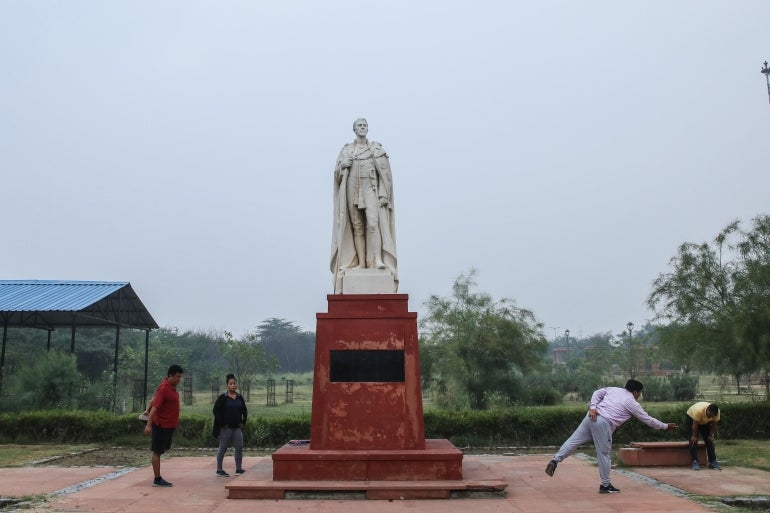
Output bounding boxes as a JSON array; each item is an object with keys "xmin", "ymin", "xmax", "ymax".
[{"xmin": 687, "ymin": 401, "xmax": 720, "ymax": 424}]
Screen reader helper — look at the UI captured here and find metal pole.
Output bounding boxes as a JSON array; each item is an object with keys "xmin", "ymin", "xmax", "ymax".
[
  {"xmin": 0, "ymin": 322, "xmax": 7, "ymax": 398},
  {"xmin": 762, "ymin": 61, "xmax": 770, "ymax": 108},
  {"xmin": 143, "ymin": 329, "xmax": 150, "ymax": 411},
  {"xmin": 626, "ymin": 321, "xmax": 635, "ymax": 378},
  {"xmin": 564, "ymin": 329, "xmax": 570, "ymax": 365},
  {"xmin": 113, "ymin": 326, "xmax": 120, "ymax": 413}
]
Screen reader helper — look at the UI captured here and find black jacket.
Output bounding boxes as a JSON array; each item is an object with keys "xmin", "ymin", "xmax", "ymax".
[{"xmin": 212, "ymin": 393, "xmax": 247, "ymax": 437}]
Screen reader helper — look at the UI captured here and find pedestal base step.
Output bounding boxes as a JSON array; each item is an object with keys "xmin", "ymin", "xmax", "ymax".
[
  {"xmin": 272, "ymin": 438, "xmax": 463, "ymax": 481},
  {"xmin": 226, "ymin": 458, "xmax": 507, "ymax": 500}
]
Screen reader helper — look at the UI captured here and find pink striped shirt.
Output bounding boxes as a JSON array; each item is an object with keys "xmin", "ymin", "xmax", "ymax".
[{"xmin": 590, "ymin": 387, "xmax": 668, "ymax": 431}]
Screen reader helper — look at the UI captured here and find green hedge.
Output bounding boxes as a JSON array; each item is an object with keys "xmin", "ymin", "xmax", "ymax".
[
  {"xmin": 425, "ymin": 403, "xmax": 770, "ymax": 446},
  {"xmin": 1, "ymin": 403, "xmax": 769, "ymax": 448},
  {"xmin": 0, "ymin": 410, "xmax": 310, "ymax": 448}
]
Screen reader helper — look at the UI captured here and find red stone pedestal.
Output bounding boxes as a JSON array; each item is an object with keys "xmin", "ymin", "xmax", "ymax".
[
  {"xmin": 272, "ymin": 438, "xmax": 463, "ymax": 481},
  {"xmin": 310, "ymin": 294, "xmax": 424, "ymax": 450},
  {"xmin": 274, "ymin": 294, "xmax": 462, "ymax": 482},
  {"xmin": 225, "ymin": 295, "xmax": 508, "ymax": 499}
]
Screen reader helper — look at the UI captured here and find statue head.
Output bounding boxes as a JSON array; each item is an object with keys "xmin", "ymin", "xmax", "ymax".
[{"xmin": 352, "ymin": 118, "xmax": 368, "ymax": 137}]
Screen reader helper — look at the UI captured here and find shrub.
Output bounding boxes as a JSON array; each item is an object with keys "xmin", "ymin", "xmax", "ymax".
[
  {"xmin": 669, "ymin": 374, "xmax": 698, "ymax": 401},
  {"xmin": 525, "ymin": 385, "xmax": 563, "ymax": 406},
  {"xmin": 1, "ymin": 402, "xmax": 768, "ymax": 448},
  {"xmin": 3, "ymin": 352, "xmax": 85, "ymax": 412},
  {"xmin": 639, "ymin": 376, "xmax": 673, "ymax": 402}
]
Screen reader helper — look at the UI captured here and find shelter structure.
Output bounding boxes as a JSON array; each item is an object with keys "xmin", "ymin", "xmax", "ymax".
[{"xmin": 0, "ymin": 280, "xmax": 159, "ymax": 408}]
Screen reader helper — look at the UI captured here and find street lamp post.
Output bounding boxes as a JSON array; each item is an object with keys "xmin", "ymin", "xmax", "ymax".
[
  {"xmin": 626, "ymin": 322, "xmax": 635, "ymax": 378},
  {"xmin": 564, "ymin": 329, "xmax": 570, "ymax": 365},
  {"xmin": 762, "ymin": 61, "xmax": 770, "ymax": 108}
]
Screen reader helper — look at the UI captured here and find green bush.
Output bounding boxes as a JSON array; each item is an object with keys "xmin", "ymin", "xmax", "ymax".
[
  {"xmin": 668, "ymin": 374, "xmax": 698, "ymax": 401},
  {"xmin": 639, "ymin": 376, "xmax": 673, "ymax": 402},
  {"xmin": 1, "ymin": 402, "xmax": 768, "ymax": 448},
  {"xmin": 524, "ymin": 385, "xmax": 563, "ymax": 406},
  {"xmin": 2, "ymin": 352, "xmax": 102, "ymax": 412},
  {"xmin": 0, "ymin": 410, "xmax": 141, "ymax": 444}
]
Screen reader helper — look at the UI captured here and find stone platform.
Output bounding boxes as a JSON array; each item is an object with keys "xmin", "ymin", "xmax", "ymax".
[
  {"xmin": 271, "ymin": 438, "xmax": 462, "ymax": 481},
  {"xmin": 226, "ymin": 452, "xmax": 506, "ymax": 500},
  {"xmin": 619, "ymin": 441, "xmax": 707, "ymax": 466}
]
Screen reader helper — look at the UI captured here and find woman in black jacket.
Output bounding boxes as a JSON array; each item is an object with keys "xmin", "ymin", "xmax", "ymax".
[{"xmin": 212, "ymin": 373, "xmax": 248, "ymax": 477}]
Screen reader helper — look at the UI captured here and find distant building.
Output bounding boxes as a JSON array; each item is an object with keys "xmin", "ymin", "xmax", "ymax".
[{"xmin": 552, "ymin": 347, "xmax": 572, "ymax": 365}]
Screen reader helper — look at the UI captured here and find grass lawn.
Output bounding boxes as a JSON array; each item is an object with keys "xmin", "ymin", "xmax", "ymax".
[
  {"xmin": 610, "ymin": 439, "xmax": 770, "ymax": 472},
  {"xmin": 717, "ymin": 439, "xmax": 770, "ymax": 471},
  {"xmin": 0, "ymin": 444, "xmax": 98, "ymax": 466}
]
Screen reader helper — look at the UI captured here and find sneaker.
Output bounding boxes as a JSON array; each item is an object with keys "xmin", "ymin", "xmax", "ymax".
[
  {"xmin": 544, "ymin": 459, "xmax": 557, "ymax": 477},
  {"xmin": 216, "ymin": 470, "xmax": 230, "ymax": 477},
  {"xmin": 599, "ymin": 484, "xmax": 621, "ymax": 494},
  {"xmin": 152, "ymin": 477, "xmax": 173, "ymax": 487},
  {"xmin": 709, "ymin": 461, "xmax": 722, "ymax": 470},
  {"xmin": 235, "ymin": 469, "xmax": 246, "ymax": 474},
  {"xmin": 138, "ymin": 413, "xmax": 149, "ymax": 421},
  {"xmin": 691, "ymin": 460, "xmax": 700, "ymax": 470}
]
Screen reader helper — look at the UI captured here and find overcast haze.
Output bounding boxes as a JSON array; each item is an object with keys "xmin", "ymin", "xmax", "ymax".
[{"xmin": 2, "ymin": 2, "xmax": 769, "ymax": 341}]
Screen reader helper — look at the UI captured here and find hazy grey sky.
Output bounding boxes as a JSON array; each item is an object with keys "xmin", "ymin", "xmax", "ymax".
[{"xmin": 2, "ymin": 1, "xmax": 769, "ymax": 341}]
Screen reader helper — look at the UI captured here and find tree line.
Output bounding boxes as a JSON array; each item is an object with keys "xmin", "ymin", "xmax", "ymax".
[
  {"xmin": 419, "ymin": 214, "xmax": 770, "ymax": 408},
  {"xmin": 0, "ymin": 317, "xmax": 313, "ymax": 412},
  {"xmin": 2, "ymin": 213, "xmax": 769, "ymax": 412}
]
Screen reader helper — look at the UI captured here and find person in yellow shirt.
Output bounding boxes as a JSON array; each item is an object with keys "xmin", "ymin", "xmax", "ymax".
[{"xmin": 686, "ymin": 402, "xmax": 721, "ymax": 470}]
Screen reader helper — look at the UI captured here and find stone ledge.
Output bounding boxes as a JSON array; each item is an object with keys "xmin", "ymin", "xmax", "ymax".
[{"xmin": 620, "ymin": 441, "xmax": 707, "ymax": 466}]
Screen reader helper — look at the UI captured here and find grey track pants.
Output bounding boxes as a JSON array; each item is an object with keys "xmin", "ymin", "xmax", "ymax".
[
  {"xmin": 553, "ymin": 414, "xmax": 614, "ymax": 486},
  {"xmin": 216, "ymin": 427, "xmax": 244, "ymax": 472}
]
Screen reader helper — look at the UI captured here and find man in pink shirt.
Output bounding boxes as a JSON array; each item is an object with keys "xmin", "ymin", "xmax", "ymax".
[{"xmin": 544, "ymin": 379, "xmax": 679, "ymax": 494}]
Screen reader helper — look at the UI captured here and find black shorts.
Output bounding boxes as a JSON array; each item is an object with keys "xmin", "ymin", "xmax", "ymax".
[{"xmin": 151, "ymin": 424, "xmax": 175, "ymax": 455}]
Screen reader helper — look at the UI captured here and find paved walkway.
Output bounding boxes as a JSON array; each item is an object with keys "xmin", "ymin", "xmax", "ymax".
[{"xmin": 2, "ymin": 454, "xmax": 769, "ymax": 513}]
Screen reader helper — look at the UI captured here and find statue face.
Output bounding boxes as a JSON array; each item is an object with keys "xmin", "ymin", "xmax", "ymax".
[{"xmin": 353, "ymin": 119, "xmax": 368, "ymax": 137}]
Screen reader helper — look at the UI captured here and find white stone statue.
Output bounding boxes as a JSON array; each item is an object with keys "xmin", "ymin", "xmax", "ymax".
[{"xmin": 330, "ymin": 118, "xmax": 398, "ymax": 294}]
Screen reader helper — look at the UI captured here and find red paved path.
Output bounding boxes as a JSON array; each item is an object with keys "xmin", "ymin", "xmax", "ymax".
[{"xmin": 2, "ymin": 454, "xmax": 769, "ymax": 513}]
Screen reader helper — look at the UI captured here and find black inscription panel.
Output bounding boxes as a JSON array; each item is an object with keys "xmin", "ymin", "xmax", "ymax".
[{"xmin": 329, "ymin": 350, "xmax": 405, "ymax": 382}]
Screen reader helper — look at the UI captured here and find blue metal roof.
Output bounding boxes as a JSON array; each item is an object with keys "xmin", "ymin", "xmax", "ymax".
[
  {"xmin": 0, "ymin": 280, "xmax": 159, "ymax": 329},
  {"xmin": 0, "ymin": 280, "xmax": 127, "ymax": 311}
]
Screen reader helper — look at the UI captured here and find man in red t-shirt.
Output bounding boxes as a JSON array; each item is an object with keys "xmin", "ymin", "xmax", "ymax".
[{"xmin": 144, "ymin": 364, "xmax": 183, "ymax": 487}]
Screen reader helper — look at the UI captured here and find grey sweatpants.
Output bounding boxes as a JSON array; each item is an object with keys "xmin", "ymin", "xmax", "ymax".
[
  {"xmin": 216, "ymin": 427, "xmax": 244, "ymax": 472},
  {"xmin": 553, "ymin": 414, "xmax": 614, "ymax": 486}
]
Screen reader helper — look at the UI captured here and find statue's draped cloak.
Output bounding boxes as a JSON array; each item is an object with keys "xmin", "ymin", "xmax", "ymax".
[{"xmin": 330, "ymin": 140, "xmax": 398, "ymax": 293}]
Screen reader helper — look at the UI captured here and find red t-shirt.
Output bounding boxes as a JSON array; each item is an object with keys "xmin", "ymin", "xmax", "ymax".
[{"xmin": 152, "ymin": 378, "xmax": 180, "ymax": 428}]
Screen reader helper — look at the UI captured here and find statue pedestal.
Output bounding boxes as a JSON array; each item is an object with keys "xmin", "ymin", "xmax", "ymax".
[
  {"xmin": 272, "ymin": 438, "xmax": 462, "ymax": 481},
  {"xmin": 226, "ymin": 294, "xmax": 507, "ymax": 499},
  {"xmin": 339, "ymin": 268, "xmax": 397, "ymax": 294},
  {"xmin": 273, "ymin": 294, "xmax": 462, "ymax": 480}
]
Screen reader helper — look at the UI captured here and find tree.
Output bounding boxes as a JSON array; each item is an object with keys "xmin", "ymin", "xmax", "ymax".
[
  {"xmin": 419, "ymin": 270, "xmax": 549, "ymax": 409},
  {"xmin": 648, "ymin": 215, "xmax": 770, "ymax": 396},
  {"xmin": 4, "ymin": 351, "xmax": 86, "ymax": 411},
  {"xmin": 218, "ymin": 331, "xmax": 278, "ymax": 388},
  {"xmin": 734, "ymin": 214, "xmax": 770, "ymax": 397},
  {"xmin": 255, "ymin": 318, "xmax": 315, "ymax": 373},
  {"xmin": 571, "ymin": 333, "xmax": 617, "ymax": 400}
]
